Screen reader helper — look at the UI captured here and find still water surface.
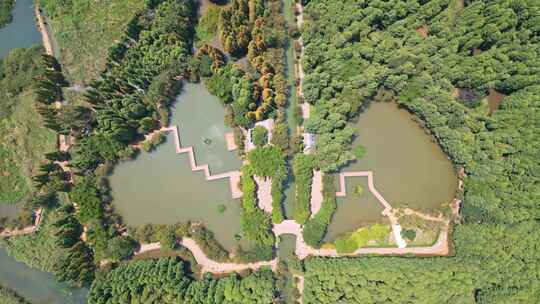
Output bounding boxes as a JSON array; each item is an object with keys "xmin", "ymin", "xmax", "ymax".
[
  {"xmin": 0, "ymin": 247, "xmax": 88, "ymax": 303},
  {"xmin": 326, "ymin": 102, "xmax": 457, "ymax": 240},
  {"xmin": 109, "ymin": 83, "xmax": 243, "ymax": 250},
  {"xmin": 0, "ymin": 0, "xmax": 41, "ymax": 58}
]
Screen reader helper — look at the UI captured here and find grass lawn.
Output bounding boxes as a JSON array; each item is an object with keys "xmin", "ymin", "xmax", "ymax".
[
  {"xmin": 195, "ymin": 3, "xmax": 221, "ymax": 47},
  {"xmin": 39, "ymin": 0, "xmax": 146, "ymax": 84},
  {"xmin": 0, "ymin": 88, "xmax": 56, "ymax": 205},
  {"xmin": 399, "ymin": 214, "xmax": 444, "ymax": 246}
]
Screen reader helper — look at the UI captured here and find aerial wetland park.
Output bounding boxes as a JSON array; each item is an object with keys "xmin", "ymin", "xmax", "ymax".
[{"xmin": 0, "ymin": 0, "xmax": 538, "ymax": 303}]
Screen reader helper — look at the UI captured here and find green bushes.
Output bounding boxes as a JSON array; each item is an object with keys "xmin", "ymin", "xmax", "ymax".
[
  {"xmin": 88, "ymin": 257, "xmax": 277, "ymax": 304},
  {"xmin": 301, "ymin": 0, "xmax": 540, "ymax": 301},
  {"xmin": 247, "ymin": 146, "xmax": 287, "ymax": 224},
  {"xmin": 248, "ymin": 146, "xmax": 286, "ymax": 177},
  {"xmin": 4, "ymin": 206, "xmax": 95, "ymax": 287},
  {"xmin": 131, "ymin": 222, "xmax": 230, "ymax": 263},
  {"xmin": 195, "ymin": 5, "xmax": 221, "ymax": 44},
  {"xmin": 69, "ymin": 177, "xmax": 103, "ymax": 223},
  {"xmin": 303, "ymin": 174, "xmax": 336, "ymax": 247},
  {"xmin": 251, "ymin": 125, "xmax": 268, "ymax": 147},
  {"xmin": 0, "ymin": 286, "xmax": 29, "ymax": 304},
  {"xmin": 292, "ymin": 154, "xmax": 315, "ymax": 224},
  {"xmin": 0, "ymin": 0, "xmax": 14, "ymax": 28},
  {"xmin": 401, "ymin": 229, "xmax": 416, "ymax": 241},
  {"xmin": 334, "ymin": 224, "xmax": 390, "ymax": 254},
  {"xmin": 240, "ymin": 166, "xmax": 275, "ymax": 247}
]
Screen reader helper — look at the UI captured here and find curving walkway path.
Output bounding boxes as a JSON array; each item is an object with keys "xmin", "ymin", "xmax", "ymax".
[{"xmin": 135, "ymin": 238, "xmax": 277, "ymax": 274}]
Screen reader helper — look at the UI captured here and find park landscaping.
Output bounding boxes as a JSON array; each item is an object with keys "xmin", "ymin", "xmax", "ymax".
[{"xmin": 2, "ymin": 0, "xmax": 538, "ymax": 303}]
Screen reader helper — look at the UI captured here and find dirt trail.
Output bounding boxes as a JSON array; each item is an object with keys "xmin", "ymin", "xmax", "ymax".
[
  {"xmin": 136, "ymin": 238, "xmax": 277, "ymax": 274},
  {"xmin": 0, "ymin": 209, "xmax": 43, "ymax": 237}
]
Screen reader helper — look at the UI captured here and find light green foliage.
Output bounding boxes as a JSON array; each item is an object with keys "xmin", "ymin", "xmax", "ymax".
[
  {"xmin": 240, "ymin": 165, "xmax": 275, "ymax": 246},
  {"xmin": 303, "ymin": 174, "xmax": 337, "ymax": 247},
  {"xmin": 195, "ymin": 5, "xmax": 221, "ymax": 44},
  {"xmin": 251, "ymin": 125, "xmax": 268, "ymax": 147},
  {"xmin": 39, "ymin": 0, "xmax": 146, "ymax": 82},
  {"xmin": 247, "ymin": 146, "xmax": 286, "ymax": 177},
  {"xmin": 352, "ymin": 145, "xmax": 366, "ymax": 159},
  {"xmin": 334, "ymin": 224, "xmax": 390, "ymax": 253},
  {"xmin": 3, "ymin": 210, "xmax": 66, "ymax": 272},
  {"xmin": 401, "ymin": 229, "xmax": 416, "ymax": 241},
  {"xmin": 353, "ymin": 185, "xmax": 363, "ymax": 196},
  {"xmin": 0, "ymin": 47, "xmax": 56, "ymax": 204},
  {"xmin": 292, "ymin": 154, "xmax": 315, "ymax": 224},
  {"xmin": 217, "ymin": 204, "xmax": 226, "ymax": 214},
  {"xmin": 246, "ymin": 146, "xmax": 287, "ymax": 224},
  {"xmin": 3, "ymin": 206, "xmax": 95, "ymax": 286}
]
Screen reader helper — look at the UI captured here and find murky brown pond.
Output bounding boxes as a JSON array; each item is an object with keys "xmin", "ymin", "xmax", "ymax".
[
  {"xmin": 109, "ymin": 83, "xmax": 243, "ymax": 250},
  {"xmin": 327, "ymin": 102, "xmax": 457, "ymax": 240}
]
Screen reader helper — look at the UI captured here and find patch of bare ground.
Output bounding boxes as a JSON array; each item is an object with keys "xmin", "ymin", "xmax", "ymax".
[{"xmin": 415, "ymin": 25, "xmax": 428, "ymax": 38}]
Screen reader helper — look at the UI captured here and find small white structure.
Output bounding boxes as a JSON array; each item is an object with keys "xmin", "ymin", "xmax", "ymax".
[{"xmin": 303, "ymin": 132, "xmax": 315, "ymax": 154}]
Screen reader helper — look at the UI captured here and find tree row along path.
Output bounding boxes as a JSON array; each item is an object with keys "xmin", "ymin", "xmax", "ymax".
[
  {"xmin": 135, "ymin": 238, "xmax": 278, "ymax": 274},
  {"xmin": 146, "ymin": 126, "xmax": 243, "ymax": 199}
]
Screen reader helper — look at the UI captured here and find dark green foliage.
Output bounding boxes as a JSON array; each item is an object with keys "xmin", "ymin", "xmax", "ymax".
[
  {"xmin": 54, "ymin": 241, "xmax": 95, "ymax": 287},
  {"xmin": 301, "ymin": 0, "xmax": 540, "ymax": 302},
  {"xmin": 69, "ymin": 177, "xmax": 103, "ymax": 223},
  {"xmin": 132, "ymin": 222, "xmax": 230, "ymax": 262},
  {"xmin": 104, "ymin": 235, "xmax": 137, "ymax": 261},
  {"xmin": 251, "ymin": 125, "xmax": 268, "ymax": 147},
  {"xmin": 88, "ymin": 257, "xmax": 191, "ymax": 303},
  {"xmin": 0, "ymin": 0, "xmax": 14, "ymax": 28},
  {"xmin": 157, "ymin": 225, "xmax": 177, "ymax": 250},
  {"xmin": 88, "ymin": 257, "xmax": 276, "ymax": 304},
  {"xmin": 401, "ymin": 229, "xmax": 416, "ymax": 241},
  {"xmin": 240, "ymin": 165, "xmax": 275, "ymax": 247},
  {"xmin": 72, "ymin": 0, "xmax": 195, "ymax": 171},
  {"xmin": 302, "ymin": 174, "xmax": 336, "ymax": 247},
  {"xmin": 0, "ymin": 46, "xmax": 44, "ymax": 119},
  {"xmin": 247, "ymin": 146, "xmax": 286, "ymax": 177},
  {"xmin": 292, "ymin": 154, "xmax": 315, "ymax": 224},
  {"xmin": 270, "ymin": 122, "xmax": 289, "ymax": 151}
]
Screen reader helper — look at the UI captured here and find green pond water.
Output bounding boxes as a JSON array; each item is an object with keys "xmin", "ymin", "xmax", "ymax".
[
  {"xmin": 0, "ymin": 247, "xmax": 88, "ymax": 303},
  {"xmin": 326, "ymin": 102, "xmax": 457, "ymax": 241},
  {"xmin": 109, "ymin": 82, "xmax": 243, "ymax": 250},
  {"xmin": 324, "ymin": 177, "xmax": 386, "ymax": 242},
  {"xmin": 0, "ymin": 0, "xmax": 42, "ymax": 58}
]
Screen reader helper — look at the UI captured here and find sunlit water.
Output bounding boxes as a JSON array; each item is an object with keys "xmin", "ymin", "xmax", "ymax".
[
  {"xmin": 109, "ymin": 82, "xmax": 243, "ymax": 250},
  {"xmin": 325, "ymin": 102, "xmax": 457, "ymax": 240}
]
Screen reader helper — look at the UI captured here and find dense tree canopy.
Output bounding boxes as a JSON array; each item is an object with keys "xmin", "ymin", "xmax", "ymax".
[
  {"xmin": 88, "ymin": 257, "xmax": 276, "ymax": 304},
  {"xmin": 301, "ymin": 0, "xmax": 540, "ymax": 302}
]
